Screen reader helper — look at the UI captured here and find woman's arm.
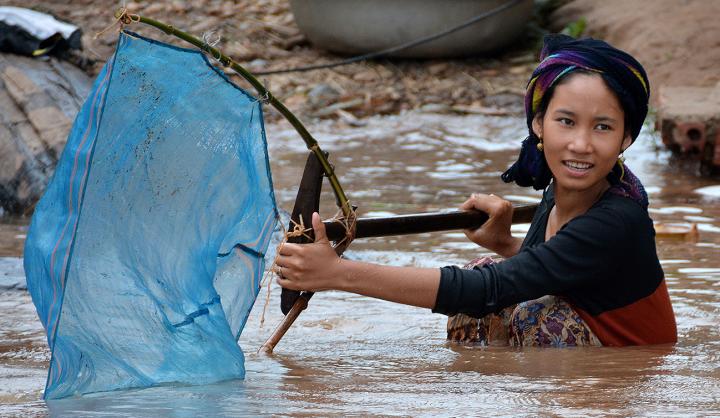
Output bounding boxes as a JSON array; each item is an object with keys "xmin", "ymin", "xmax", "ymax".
[
  {"xmin": 276, "ymin": 193, "xmax": 522, "ymax": 307},
  {"xmin": 276, "ymin": 212, "xmax": 441, "ymax": 309}
]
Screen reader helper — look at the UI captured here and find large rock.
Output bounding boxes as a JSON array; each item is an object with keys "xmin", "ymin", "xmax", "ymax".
[{"xmin": 0, "ymin": 53, "xmax": 91, "ymax": 215}]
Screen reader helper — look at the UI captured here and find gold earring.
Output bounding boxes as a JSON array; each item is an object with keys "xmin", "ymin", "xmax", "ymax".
[
  {"xmin": 536, "ymin": 140, "xmax": 544, "ymax": 152},
  {"xmin": 618, "ymin": 153, "xmax": 625, "ymax": 164}
]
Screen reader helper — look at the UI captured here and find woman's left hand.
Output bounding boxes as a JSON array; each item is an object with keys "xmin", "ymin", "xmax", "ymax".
[
  {"xmin": 275, "ymin": 212, "xmax": 344, "ymax": 292},
  {"xmin": 460, "ymin": 193, "xmax": 520, "ymax": 258}
]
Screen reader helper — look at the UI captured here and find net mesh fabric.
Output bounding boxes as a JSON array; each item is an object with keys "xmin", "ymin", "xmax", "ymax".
[{"xmin": 24, "ymin": 31, "xmax": 278, "ymax": 399}]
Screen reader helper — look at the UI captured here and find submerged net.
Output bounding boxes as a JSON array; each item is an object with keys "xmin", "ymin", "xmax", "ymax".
[{"xmin": 24, "ymin": 31, "xmax": 278, "ymax": 399}]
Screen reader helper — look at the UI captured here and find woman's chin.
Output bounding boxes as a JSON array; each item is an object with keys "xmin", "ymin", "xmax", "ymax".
[{"xmin": 552, "ymin": 172, "xmax": 607, "ymax": 193}]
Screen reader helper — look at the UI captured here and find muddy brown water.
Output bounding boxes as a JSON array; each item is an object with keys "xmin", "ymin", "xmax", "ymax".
[{"xmin": 1, "ymin": 111, "xmax": 720, "ymax": 416}]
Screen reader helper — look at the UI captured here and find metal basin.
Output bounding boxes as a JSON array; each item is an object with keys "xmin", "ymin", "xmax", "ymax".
[{"xmin": 289, "ymin": 0, "xmax": 533, "ymax": 58}]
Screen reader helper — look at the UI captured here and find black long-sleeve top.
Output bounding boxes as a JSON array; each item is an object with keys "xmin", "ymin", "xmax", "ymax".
[{"xmin": 433, "ymin": 186, "xmax": 677, "ymax": 346}]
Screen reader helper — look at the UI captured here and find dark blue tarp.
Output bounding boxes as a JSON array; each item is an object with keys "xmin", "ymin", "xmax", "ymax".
[{"xmin": 24, "ymin": 31, "xmax": 278, "ymax": 399}]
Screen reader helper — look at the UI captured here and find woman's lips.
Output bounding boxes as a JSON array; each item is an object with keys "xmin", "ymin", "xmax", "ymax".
[{"xmin": 562, "ymin": 160, "xmax": 594, "ymax": 177}]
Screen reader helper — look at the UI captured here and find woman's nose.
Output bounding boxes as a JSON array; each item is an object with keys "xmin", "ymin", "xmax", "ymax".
[{"xmin": 567, "ymin": 129, "xmax": 593, "ymax": 153}]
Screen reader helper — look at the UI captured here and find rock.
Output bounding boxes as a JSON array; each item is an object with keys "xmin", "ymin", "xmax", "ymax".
[
  {"xmin": 483, "ymin": 92, "xmax": 524, "ymax": 113},
  {"xmin": 352, "ymin": 70, "xmax": 377, "ymax": 82},
  {"xmin": 419, "ymin": 103, "xmax": 451, "ymax": 113},
  {"xmin": 247, "ymin": 58, "xmax": 268, "ymax": 70},
  {"xmin": 307, "ymin": 83, "xmax": 341, "ymax": 107},
  {"xmin": 0, "ymin": 53, "xmax": 91, "ymax": 215},
  {"xmin": 427, "ymin": 62, "xmax": 450, "ymax": 75},
  {"xmin": 281, "ymin": 34, "xmax": 308, "ymax": 50},
  {"xmin": 0, "ymin": 257, "xmax": 26, "ymax": 291},
  {"xmin": 451, "ymin": 104, "xmax": 512, "ymax": 116},
  {"xmin": 312, "ymin": 98, "xmax": 363, "ymax": 117}
]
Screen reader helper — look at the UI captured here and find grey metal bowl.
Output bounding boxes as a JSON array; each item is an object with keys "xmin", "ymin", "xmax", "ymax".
[{"xmin": 289, "ymin": 0, "xmax": 534, "ymax": 58}]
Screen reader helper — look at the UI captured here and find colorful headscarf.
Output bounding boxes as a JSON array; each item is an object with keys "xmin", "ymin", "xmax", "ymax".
[{"xmin": 501, "ymin": 34, "xmax": 650, "ymax": 208}]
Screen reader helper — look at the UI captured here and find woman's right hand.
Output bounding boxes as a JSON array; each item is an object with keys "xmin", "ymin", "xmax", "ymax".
[
  {"xmin": 460, "ymin": 193, "xmax": 520, "ymax": 258},
  {"xmin": 276, "ymin": 212, "xmax": 343, "ymax": 292}
]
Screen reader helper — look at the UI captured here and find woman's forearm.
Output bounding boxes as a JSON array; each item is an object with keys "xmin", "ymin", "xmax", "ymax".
[
  {"xmin": 496, "ymin": 236, "xmax": 523, "ymax": 258},
  {"xmin": 332, "ymin": 259, "xmax": 441, "ymax": 309}
]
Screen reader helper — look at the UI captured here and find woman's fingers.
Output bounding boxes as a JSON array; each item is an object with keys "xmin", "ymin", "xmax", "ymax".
[
  {"xmin": 278, "ymin": 242, "xmax": 303, "ymax": 256},
  {"xmin": 312, "ymin": 212, "xmax": 329, "ymax": 244},
  {"xmin": 274, "ymin": 254, "xmax": 313, "ymax": 291},
  {"xmin": 274, "ymin": 254, "xmax": 290, "ymax": 272},
  {"xmin": 459, "ymin": 197, "xmax": 475, "ymax": 211},
  {"xmin": 278, "ymin": 212, "xmax": 329, "ymax": 255},
  {"xmin": 276, "ymin": 275, "xmax": 300, "ymax": 290},
  {"xmin": 460, "ymin": 193, "xmax": 510, "ymax": 217},
  {"xmin": 460, "ymin": 193, "xmax": 493, "ymax": 217}
]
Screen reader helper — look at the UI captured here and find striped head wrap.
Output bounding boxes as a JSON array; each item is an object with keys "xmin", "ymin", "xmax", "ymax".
[{"xmin": 502, "ymin": 34, "xmax": 650, "ymax": 208}]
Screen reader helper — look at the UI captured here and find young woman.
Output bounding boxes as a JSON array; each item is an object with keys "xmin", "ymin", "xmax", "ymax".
[{"xmin": 275, "ymin": 35, "xmax": 677, "ymax": 347}]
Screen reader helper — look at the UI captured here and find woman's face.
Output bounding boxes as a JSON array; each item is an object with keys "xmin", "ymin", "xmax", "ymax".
[{"xmin": 532, "ymin": 73, "xmax": 632, "ymax": 194}]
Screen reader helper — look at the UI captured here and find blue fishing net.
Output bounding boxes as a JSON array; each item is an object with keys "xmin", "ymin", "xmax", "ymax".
[{"xmin": 24, "ymin": 31, "xmax": 278, "ymax": 399}]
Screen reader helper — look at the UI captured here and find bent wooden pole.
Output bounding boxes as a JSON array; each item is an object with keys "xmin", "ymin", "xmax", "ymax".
[{"xmin": 259, "ymin": 202, "xmax": 538, "ymax": 354}]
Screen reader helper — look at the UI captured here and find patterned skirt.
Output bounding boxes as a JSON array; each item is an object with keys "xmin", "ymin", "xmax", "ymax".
[{"xmin": 446, "ymin": 257, "xmax": 602, "ymax": 347}]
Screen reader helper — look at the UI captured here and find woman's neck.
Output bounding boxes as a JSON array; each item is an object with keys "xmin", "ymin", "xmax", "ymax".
[{"xmin": 552, "ymin": 180, "xmax": 610, "ymax": 225}]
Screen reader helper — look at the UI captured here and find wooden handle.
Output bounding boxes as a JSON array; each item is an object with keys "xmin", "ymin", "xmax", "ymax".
[{"xmin": 323, "ymin": 204, "xmax": 538, "ymax": 241}]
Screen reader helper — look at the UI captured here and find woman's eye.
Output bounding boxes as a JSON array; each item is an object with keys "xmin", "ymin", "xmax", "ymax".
[
  {"xmin": 557, "ymin": 118, "xmax": 574, "ymax": 126},
  {"xmin": 595, "ymin": 123, "xmax": 612, "ymax": 131}
]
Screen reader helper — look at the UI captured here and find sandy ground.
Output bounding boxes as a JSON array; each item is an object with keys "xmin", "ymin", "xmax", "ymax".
[{"xmin": 4, "ymin": 0, "xmax": 719, "ymax": 117}]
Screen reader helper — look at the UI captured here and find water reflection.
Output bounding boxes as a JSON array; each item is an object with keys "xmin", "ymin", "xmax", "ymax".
[{"xmin": 2, "ymin": 110, "xmax": 720, "ymax": 415}]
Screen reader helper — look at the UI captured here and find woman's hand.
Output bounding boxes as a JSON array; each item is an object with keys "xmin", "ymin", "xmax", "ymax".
[
  {"xmin": 460, "ymin": 193, "xmax": 521, "ymax": 258},
  {"xmin": 276, "ymin": 212, "xmax": 344, "ymax": 292},
  {"xmin": 277, "ymin": 212, "xmax": 442, "ymax": 309}
]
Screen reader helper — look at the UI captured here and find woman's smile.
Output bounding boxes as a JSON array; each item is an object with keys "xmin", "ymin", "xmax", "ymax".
[{"xmin": 562, "ymin": 159, "xmax": 594, "ymax": 176}]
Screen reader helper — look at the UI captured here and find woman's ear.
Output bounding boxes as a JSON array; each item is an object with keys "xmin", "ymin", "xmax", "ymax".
[
  {"xmin": 621, "ymin": 133, "xmax": 632, "ymax": 152},
  {"xmin": 531, "ymin": 114, "xmax": 543, "ymax": 139}
]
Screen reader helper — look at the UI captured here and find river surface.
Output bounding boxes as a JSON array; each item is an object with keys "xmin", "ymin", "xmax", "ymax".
[{"xmin": 2, "ymin": 110, "xmax": 720, "ymax": 416}]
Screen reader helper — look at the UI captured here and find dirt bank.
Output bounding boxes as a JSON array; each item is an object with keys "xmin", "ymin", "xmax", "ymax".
[
  {"xmin": 8, "ymin": 0, "xmax": 717, "ymax": 119},
  {"xmin": 5, "ymin": 0, "xmax": 543, "ymax": 123},
  {"xmin": 552, "ymin": 0, "xmax": 720, "ymax": 104},
  {"xmin": 6, "ymin": 0, "xmax": 719, "ymax": 119}
]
